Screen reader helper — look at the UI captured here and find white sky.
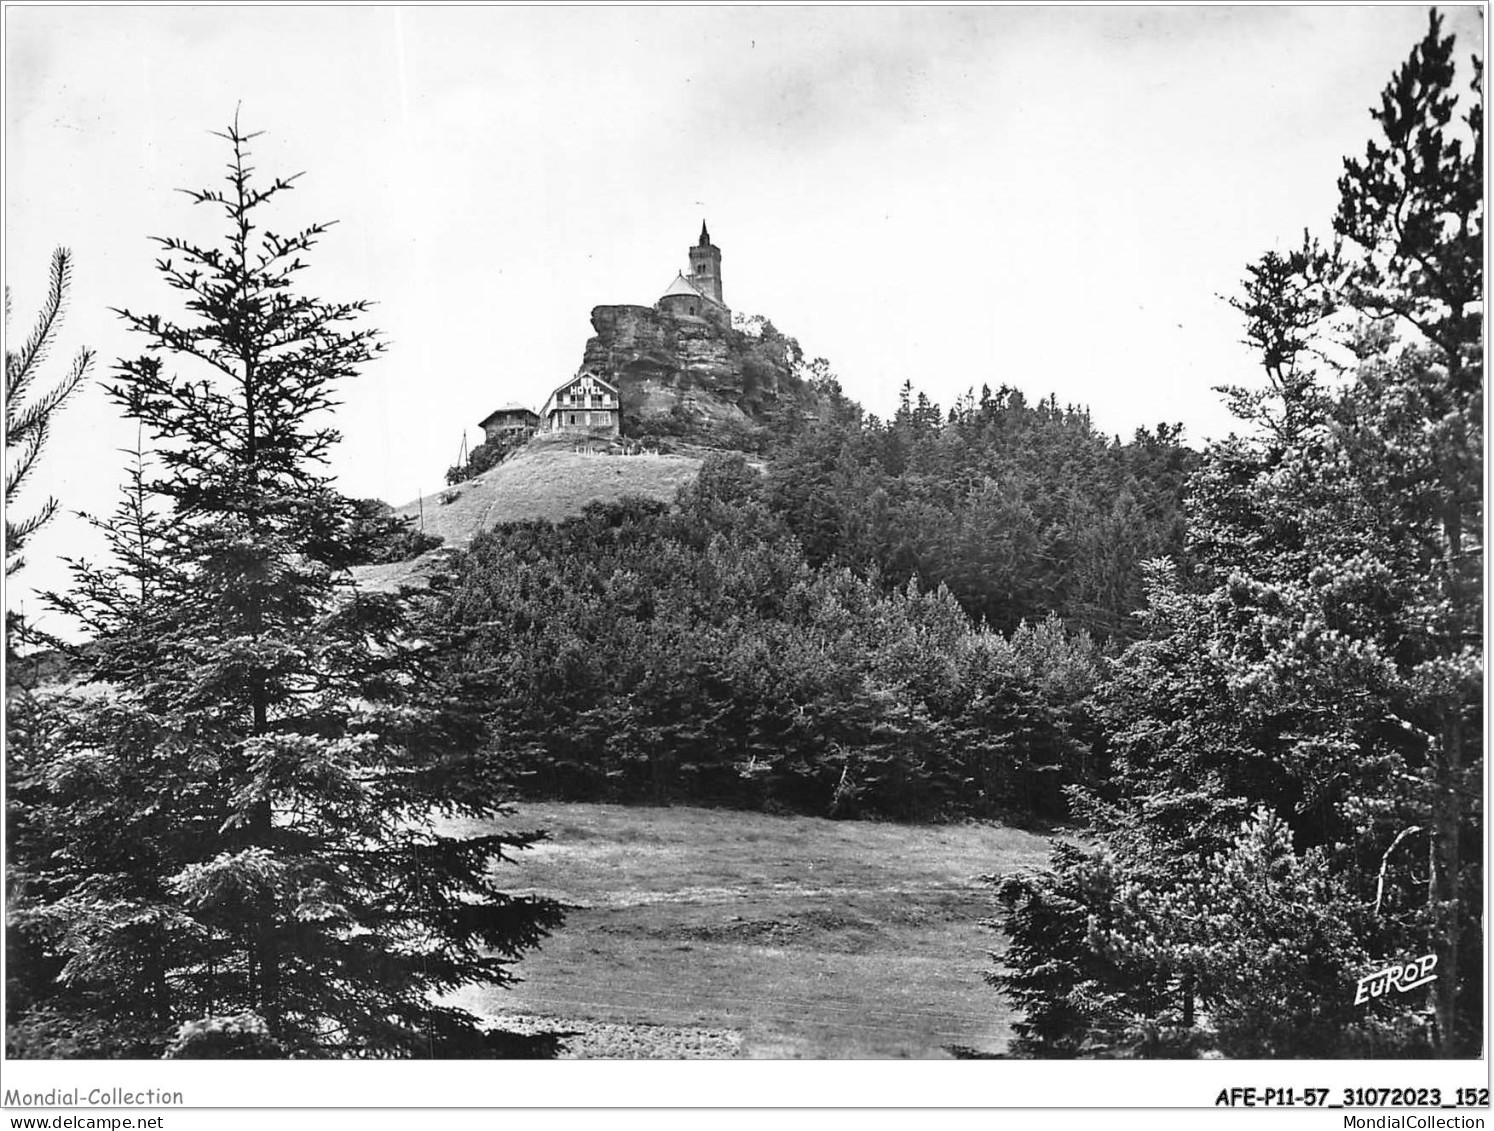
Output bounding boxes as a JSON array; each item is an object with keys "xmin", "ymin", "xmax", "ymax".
[{"xmin": 4, "ymin": 4, "xmax": 1485, "ymax": 629}]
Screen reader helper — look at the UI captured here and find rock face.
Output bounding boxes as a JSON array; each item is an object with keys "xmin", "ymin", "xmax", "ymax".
[{"xmin": 579, "ymin": 304, "xmax": 819, "ymax": 438}]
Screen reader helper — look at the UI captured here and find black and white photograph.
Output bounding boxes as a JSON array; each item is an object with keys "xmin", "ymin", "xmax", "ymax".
[{"xmin": 2, "ymin": 3, "xmax": 1485, "ymax": 1123}]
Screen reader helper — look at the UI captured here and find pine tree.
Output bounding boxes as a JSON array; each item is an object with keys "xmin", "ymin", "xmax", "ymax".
[
  {"xmin": 7, "ymin": 118, "xmax": 562, "ymax": 1058},
  {"xmin": 990, "ymin": 9, "xmax": 1481, "ymax": 1057},
  {"xmin": 1328, "ymin": 8, "xmax": 1482, "ymax": 1055}
]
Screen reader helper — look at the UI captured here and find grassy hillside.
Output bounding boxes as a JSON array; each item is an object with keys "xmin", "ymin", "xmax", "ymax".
[
  {"xmin": 352, "ymin": 434, "xmax": 703, "ymax": 591},
  {"xmin": 443, "ymin": 801, "xmax": 1051, "ymax": 1059}
]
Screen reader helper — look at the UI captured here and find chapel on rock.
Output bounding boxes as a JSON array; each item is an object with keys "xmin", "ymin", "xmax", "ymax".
[
  {"xmin": 482, "ymin": 222, "xmax": 731, "ymax": 441},
  {"xmin": 655, "ymin": 221, "xmax": 730, "ymax": 330}
]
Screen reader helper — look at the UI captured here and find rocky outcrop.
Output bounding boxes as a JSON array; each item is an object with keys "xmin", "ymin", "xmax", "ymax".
[{"xmin": 578, "ymin": 304, "xmax": 820, "ymax": 439}]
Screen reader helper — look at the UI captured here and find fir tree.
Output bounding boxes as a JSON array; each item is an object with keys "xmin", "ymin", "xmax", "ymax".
[
  {"xmin": 5, "ymin": 247, "xmax": 95, "ymax": 580},
  {"xmin": 6, "ymin": 118, "xmax": 562, "ymax": 1058}
]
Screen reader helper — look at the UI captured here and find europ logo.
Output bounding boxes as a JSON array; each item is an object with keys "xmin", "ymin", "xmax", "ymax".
[{"xmin": 1354, "ymin": 954, "xmax": 1437, "ymax": 1005}]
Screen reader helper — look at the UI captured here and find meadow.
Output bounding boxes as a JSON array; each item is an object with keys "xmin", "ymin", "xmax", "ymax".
[{"xmin": 444, "ymin": 801, "xmax": 1053, "ymax": 1059}]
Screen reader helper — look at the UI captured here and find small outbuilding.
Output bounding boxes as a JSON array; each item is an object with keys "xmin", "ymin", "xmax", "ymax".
[{"xmin": 479, "ymin": 403, "xmax": 540, "ymax": 447}]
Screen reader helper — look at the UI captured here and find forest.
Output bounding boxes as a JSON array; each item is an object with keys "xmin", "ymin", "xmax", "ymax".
[
  {"xmin": 429, "ymin": 392, "xmax": 1188, "ymax": 821},
  {"xmin": 4, "ymin": 11, "xmax": 1482, "ymax": 1060}
]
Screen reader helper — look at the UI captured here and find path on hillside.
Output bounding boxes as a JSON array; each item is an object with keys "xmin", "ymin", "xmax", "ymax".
[{"xmin": 352, "ymin": 439, "xmax": 702, "ymax": 592}]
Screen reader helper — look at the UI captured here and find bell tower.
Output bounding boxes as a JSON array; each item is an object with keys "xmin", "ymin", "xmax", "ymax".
[{"xmin": 687, "ymin": 221, "xmax": 724, "ymax": 305}]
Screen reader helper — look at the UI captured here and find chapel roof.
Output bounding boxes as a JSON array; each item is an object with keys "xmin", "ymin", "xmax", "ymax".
[{"xmin": 660, "ymin": 272, "xmax": 706, "ymax": 300}]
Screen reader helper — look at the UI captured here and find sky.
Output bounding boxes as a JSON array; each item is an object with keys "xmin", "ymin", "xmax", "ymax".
[{"xmin": 4, "ymin": 4, "xmax": 1485, "ymax": 629}]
